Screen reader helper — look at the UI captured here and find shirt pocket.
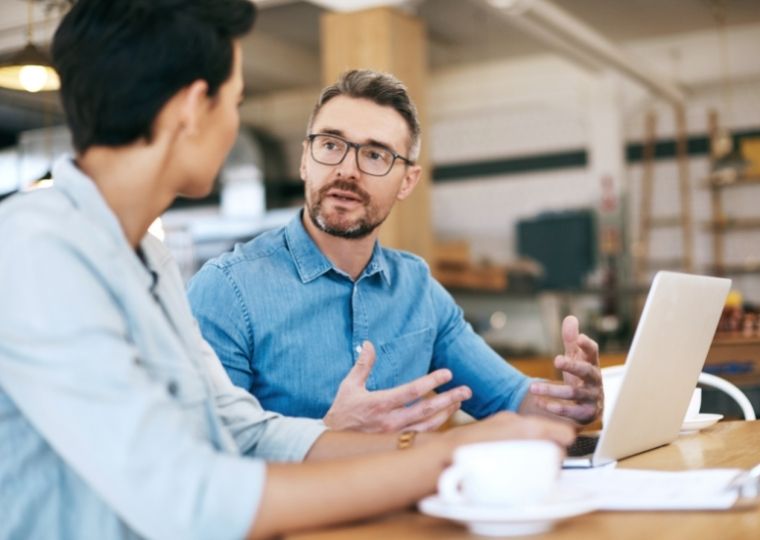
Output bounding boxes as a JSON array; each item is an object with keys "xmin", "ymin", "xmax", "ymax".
[{"xmin": 372, "ymin": 327, "xmax": 435, "ymax": 391}]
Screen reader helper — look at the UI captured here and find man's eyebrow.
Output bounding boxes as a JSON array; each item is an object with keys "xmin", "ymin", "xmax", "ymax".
[
  {"xmin": 318, "ymin": 128, "xmax": 345, "ymax": 137},
  {"xmin": 317, "ymin": 128, "xmax": 396, "ymax": 151},
  {"xmin": 365, "ymin": 138, "xmax": 395, "ymax": 151}
]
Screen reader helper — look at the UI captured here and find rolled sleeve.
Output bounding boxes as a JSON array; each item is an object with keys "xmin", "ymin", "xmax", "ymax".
[{"xmin": 429, "ymin": 279, "xmax": 533, "ymax": 418}]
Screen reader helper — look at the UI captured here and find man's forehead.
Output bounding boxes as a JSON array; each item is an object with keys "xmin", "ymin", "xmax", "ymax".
[{"xmin": 312, "ymin": 96, "xmax": 409, "ymax": 146}]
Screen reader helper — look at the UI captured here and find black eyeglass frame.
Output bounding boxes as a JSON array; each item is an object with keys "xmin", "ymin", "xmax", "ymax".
[{"xmin": 306, "ymin": 133, "xmax": 415, "ymax": 177}]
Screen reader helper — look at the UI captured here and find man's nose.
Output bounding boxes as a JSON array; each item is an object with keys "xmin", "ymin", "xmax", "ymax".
[{"xmin": 335, "ymin": 146, "xmax": 361, "ymax": 178}]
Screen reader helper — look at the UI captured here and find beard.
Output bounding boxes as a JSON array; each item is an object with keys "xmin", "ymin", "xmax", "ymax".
[{"xmin": 307, "ymin": 179, "xmax": 388, "ymax": 239}]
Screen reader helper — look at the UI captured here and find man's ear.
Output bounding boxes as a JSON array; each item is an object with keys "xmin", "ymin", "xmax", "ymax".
[
  {"xmin": 396, "ymin": 164, "xmax": 422, "ymax": 201},
  {"xmin": 177, "ymin": 79, "xmax": 210, "ymax": 138},
  {"xmin": 299, "ymin": 139, "xmax": 309, "ymax": 182}
]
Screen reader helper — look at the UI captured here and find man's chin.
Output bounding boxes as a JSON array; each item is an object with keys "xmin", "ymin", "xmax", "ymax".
[{"xmin": 315, "ymin": 215, "xmax": 377, "ymax": 240}]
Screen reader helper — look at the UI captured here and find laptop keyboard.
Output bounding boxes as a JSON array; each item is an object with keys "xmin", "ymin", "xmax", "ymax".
[{"xmin": 567, "ymin": 435, "xmax": 600, "ymax": 457}]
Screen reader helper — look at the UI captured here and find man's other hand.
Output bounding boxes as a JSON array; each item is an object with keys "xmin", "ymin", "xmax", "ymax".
[
  {"xmin": 524, "ymin": 315, "xmax": 603, "ymax": 425},
  {"xmin": 323, "ymin": 341, "xmax": 472, "ymax": 433}
]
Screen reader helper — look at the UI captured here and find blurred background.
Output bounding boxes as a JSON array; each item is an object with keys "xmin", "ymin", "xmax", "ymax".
[{"xmin": 1, "ymin": 0, "xmax": 760, "ymax": 413}]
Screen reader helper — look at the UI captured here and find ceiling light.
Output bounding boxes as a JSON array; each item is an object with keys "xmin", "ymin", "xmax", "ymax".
[{"xmin": 0, "ymin": 0, "xmax": 60, "ymax": 93}]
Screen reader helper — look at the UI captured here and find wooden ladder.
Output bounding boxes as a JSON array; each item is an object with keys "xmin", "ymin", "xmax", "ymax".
[{"xmin": 634, "ymin": 108, "xmax": 694, "ymax": 287}]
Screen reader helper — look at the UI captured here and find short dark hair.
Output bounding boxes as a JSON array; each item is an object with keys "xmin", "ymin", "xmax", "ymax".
[
  {"xmin": 52, "ymin": 0, "xmax": 256, "ymax": 153},
  {"xmin": 308, "ymin": 69, "xmax": 421, "ymax": 161}
]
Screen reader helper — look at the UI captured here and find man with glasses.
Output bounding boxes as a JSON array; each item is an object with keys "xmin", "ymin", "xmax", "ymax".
[{"xmin": 188, "ymin": 70, "xmax": 603, "ymax": 433}]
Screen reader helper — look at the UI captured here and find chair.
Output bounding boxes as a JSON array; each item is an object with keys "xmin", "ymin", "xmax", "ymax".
[
  {"xmin": 601, "ymin": 365, "xmax": 757, "ymax": 421},
  {"xmin": 697, "ymin": 371, "xmax": 756, "ymax": 420}
]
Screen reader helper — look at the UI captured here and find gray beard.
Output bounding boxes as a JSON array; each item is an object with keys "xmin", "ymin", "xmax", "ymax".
[{"xmin": 308, "ymin": 204, "xmax": 383, "ymax": 239}]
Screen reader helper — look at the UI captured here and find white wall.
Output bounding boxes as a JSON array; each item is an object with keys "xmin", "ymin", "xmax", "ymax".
[
  {"xmin": 427, "ymin": 22, "xmax": 760, "ymax": 296},
  {"xmin": 243, "ymin": 22, "xmax": 760, "ymax": 296}
]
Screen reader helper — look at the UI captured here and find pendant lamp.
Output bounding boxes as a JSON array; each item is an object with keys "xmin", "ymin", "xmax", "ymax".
[{"xmin": 0, "ymin": 0, "xmax": 60, "ymax": 93}]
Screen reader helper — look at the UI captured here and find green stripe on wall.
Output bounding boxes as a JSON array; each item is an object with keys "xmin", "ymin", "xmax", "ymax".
[
  {"xmin": 433, "ymin": 150, "xmax": 587, "ymax": 182},
  {"xmin": 432, "ymin": 128, "xmax": 760, "ymax": 183}
]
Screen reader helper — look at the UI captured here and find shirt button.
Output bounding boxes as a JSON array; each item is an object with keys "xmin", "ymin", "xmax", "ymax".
[
  {"xmin": 167, "ymin": 380, "xmax": 179, "ymax": 396},
  {"xmin": 355, "ymin": 345, "xmax": 362, "ymax": 354}
]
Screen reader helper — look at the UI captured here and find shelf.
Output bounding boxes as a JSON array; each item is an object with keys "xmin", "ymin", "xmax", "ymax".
[
  {"xmin": 706, "ymin": 336, "xmax": 760, "ymax": 386},
  {"xmin": 646, "ymin": 216, "xmax": 684, "ymax": 228},
  {"xmin": 703, "ymin": 217, "xmax": 760, "ymax": 231},
  {"xmin": 704, "ymin": 172, "xmax": 760, "ymax": 189},
  {"xmin": 705, "ymin": 263, "xmax": 760, "ymax": 276},
  {"xmin": 641, "ymin": 257, "xmax": 685, "ymax": 270},
  {"xmin": 712, "ymin": 335, "xmax": 760, "ymax": 346}
]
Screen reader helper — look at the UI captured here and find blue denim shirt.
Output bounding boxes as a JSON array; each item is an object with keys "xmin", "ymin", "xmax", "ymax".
[
  {"xmin": 0, "ymin": 158, "xmax": 326, "ymax": 540},
  {"xmin": 188, "ymin": 212, "xmax": 531, "ymax": 420}
]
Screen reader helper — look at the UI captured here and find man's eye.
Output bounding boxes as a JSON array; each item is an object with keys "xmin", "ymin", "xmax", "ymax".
[{"xmin": 365, "ymin": 148, "xmax": 389, "ymax": 162}]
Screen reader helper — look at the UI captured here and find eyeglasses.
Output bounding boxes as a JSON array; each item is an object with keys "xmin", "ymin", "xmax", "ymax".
[{"xmin": 307, "ymin": 133, "xmax": 414, "ymax": 177}]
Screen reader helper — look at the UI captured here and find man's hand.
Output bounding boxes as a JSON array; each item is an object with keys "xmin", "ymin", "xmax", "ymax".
[
  {"xmin": 522, "ymin": 315, "xmax": 603, "ymax": 425},
  {"xmin": 323, "ymin": 341, "xmax": 472, "ymax": 433}
]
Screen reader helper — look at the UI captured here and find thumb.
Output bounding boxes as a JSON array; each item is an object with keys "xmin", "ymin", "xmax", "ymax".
[
  {"xmin": 344, "ymin": 340, "xmax": 377, "ymax": 388},
  {"xmin": 562, "ymin": 315, "xmax": 579, "ymax": 357}
]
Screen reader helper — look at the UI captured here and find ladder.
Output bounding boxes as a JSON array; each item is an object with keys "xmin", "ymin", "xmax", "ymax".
[{"xmin": 634, "ymin": 107, "xmax": 694, "ymax": 288}]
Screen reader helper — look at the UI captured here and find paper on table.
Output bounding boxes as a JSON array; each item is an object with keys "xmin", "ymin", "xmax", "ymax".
[{"xmin": 561, "ymin": 468, "xmax": 742, "ymax": 510}]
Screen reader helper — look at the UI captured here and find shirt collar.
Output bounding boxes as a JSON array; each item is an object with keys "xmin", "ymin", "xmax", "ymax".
[
  {"xmin": 52, "ymin": 155, "xmax": 157, "ymax": 292},
  {"xmin": 364, "ymin": 240, "xmax": 391, "ymax": 286},
  {"xmin": 284, "ymin": 210, "xmax": 391, "ymax": 286}
]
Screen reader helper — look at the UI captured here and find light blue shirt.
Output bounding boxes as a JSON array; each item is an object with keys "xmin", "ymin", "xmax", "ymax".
[
  {"xmin": 0, "ymin": 157, "xmax": 326, "ymax": 540},
  {"xmin": 187, "ymin": 212, "xmax": 531, "ymax": 420}
]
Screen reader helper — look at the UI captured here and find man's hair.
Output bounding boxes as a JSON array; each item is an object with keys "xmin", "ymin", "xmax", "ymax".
[
  {"xmin": 307, "ymin": 69, "xmax": 421, "ymax": 162},
  {"xmin": 52, "ymin": 0, "xmax": 256, "ymax": 153}
]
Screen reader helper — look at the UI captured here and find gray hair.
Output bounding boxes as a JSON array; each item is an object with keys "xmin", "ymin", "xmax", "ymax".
[{"xmin": 307, "ymin": 69, "xmax": 421, "ymax": 162}]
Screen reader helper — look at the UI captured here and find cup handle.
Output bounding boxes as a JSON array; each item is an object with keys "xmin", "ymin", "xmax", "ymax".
[{"xmin": 438, "ymin": 465, "xmax": 466, "ymax": 504}]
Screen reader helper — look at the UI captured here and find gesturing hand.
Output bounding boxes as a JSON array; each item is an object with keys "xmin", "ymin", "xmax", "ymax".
[
  {"xmin": 525, "ymin": 316, "xmax": 603, "ymax": 425},
  {"xmin": 323, "ymin": 341, "xmax": 472, "ymax": 433}
]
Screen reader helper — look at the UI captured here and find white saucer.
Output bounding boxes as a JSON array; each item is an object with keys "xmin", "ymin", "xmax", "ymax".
[
  {"xmin": 680, "ymin": 413, "xmax": 723, "ymax": 434},
  {"xmin": 418, "ymin": 490, "xmax": 596, "ymax": 537}
]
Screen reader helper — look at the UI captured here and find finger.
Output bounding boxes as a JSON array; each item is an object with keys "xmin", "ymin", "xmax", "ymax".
[
  {"xmin": 576, "ymin": 334, "xmax": 600, "ymax": 366},
  {"xmin": 561, "ymin": 315, "xmax": 580, "ymax": 357},
  {"xmin": 404, "ymin": 401, "xmax": 462, "ymax": 432},
  {"xmin": 530, "ymin": 381, "xmax": 600, "ymax": 402},
  {"xmin": 377, "ymin": 368, "xmax": 454, "ymax": 408},
  {"xmin": 554, "ymin": 356, "xmax": 601, "ymax": 384},
  {"xmin": 541, "ymin": 399, "xmax": 599, "ymax": 424},
  {"xmin": 389, "ymin": 385, "xmax": 471, "ymax": 427},
  {"xmin": 343, "ymin": 341, "xmax": 377, "ymax": 387}
]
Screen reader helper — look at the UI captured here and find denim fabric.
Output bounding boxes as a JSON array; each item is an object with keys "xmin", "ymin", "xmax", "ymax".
[
  {"xmin": 0, "ymin": 157, "xmax": 325, "ymax": 540},
  {"xmin": 188, "ymin": 212, "xmax": 532, "ymax": 421}
]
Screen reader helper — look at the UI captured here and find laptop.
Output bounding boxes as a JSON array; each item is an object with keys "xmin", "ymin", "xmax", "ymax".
[{"xmin": 564, "ymin": 271, "xmax": 731, "ymax": 468}]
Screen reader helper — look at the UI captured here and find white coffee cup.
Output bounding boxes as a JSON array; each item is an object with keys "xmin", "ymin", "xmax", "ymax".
[
  {"xmin": 685, "ymin": 387, "xmax": 702, "ymax": 420},
  {"xmin": 438, "ymin": 440, "xmax": 561, "ymax": 507}
]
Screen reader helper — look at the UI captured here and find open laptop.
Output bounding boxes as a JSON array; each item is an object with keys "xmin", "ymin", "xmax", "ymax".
[{"xmin": 564, "ymin": 271, "xmax": 731, "ymax": 468}]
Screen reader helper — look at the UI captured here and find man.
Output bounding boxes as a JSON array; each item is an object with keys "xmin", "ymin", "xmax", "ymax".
[
  {"xmin": 0, "ymin": 2, "xmax": 574, "ymax": 539},
  {"xmin": 188, "ymin": 70, "xmax": 603, "ymax": 433}
]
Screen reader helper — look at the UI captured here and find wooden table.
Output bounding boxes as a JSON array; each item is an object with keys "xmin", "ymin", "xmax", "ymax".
[{"xmin": 288, "ymin": 421, "xmax": 760, "ymax": 540}]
